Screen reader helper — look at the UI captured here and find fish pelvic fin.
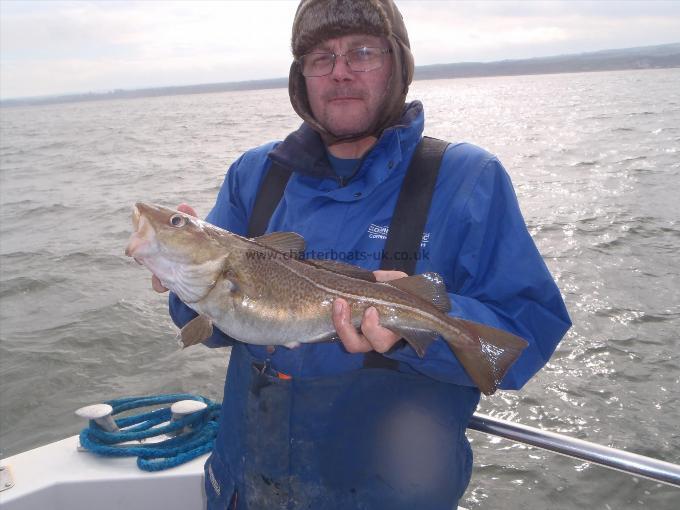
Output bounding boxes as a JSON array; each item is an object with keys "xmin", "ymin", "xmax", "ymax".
[
  {"xmin": 440, "ymin": 318, "xmax": 529, "ymax": 395},
  {"xmin": 385, "ymin": 326, "xmax": 439, "ymax": 357},
  {"xmin": 180, "ymin": 315, "xmax": 214, "ymax": 348}
]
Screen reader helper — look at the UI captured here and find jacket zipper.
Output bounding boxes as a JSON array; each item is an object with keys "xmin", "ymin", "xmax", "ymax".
[{"xmin": 208, "ymin": 461, "xmax": 221, "ymax": 496}]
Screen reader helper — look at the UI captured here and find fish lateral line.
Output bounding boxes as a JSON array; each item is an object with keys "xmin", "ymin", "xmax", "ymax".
[{"xmin": 128, "ymin": 202, "xmax": 530, "ymax": 395}]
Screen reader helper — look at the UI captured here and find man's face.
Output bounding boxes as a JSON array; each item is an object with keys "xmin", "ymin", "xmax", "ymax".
[{"xmin": 304, "ymin": 34, "xmax": 392, "ymax": 138}]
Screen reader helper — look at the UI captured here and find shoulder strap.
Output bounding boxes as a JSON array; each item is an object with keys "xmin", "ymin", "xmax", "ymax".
[
  {"xmin": 380, "ymin": 136, "xmax": 449, "ymax": 275},
  {"xmin": 248, "ymin": 137, "xmax": 449, "ymax": 246},
  {"xmin": 247, "ymin": 161, "xmax": 292, "ymax": 237},
  {"xmin": 246, "ymin": 139, "xmax": 449, "ymax": 372},
  {"xmin": 366, "ymin": 136, "xmax": 449, "ymax": 370}
]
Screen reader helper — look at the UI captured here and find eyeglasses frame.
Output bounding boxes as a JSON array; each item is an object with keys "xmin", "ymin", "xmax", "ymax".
[{"xmin": 298, "ymin": 47, "xmax": 392, "ymax": 77}]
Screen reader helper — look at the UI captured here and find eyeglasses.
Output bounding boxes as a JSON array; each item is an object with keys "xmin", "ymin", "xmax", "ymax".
[{"xmin": 298, "ymin": 47, "xmax": 391, "ymax": 77}]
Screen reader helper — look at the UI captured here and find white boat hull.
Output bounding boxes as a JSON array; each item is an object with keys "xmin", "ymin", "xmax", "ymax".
[
  {"xmin": 0, "ymin": 435, "xmax": 208, "ymax": 510},
  {"xmin": 1, "ymin": 435, "xmax": 469, "ymax": 509}
]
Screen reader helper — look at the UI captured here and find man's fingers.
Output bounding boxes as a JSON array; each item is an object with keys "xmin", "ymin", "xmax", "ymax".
[
  {"xmin": 152, "ymin": 274, "xmax": 168, "ymax": 293},
  {"xmin": 177, "ymin": 203, "xmax": 197, "ymax": 217},
  {"xmin": 360, "ymin": 307, "xmax": 401, "ymax": 353},
  {"xmin": 333, "ymin": 301, "xmax": 401, "ymax": 354},
  {"xmin": 333, "ymin": 299, "xmax": 372, "ymax": 353}
]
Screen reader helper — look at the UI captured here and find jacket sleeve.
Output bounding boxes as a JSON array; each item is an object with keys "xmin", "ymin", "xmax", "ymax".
[
  {"xmin": 168, "ymin": 153, "xmax": 254, "ymax": 348},
  {"xmin": 386, "ymin": 155, "xmax": 571, "ymax": 390}
]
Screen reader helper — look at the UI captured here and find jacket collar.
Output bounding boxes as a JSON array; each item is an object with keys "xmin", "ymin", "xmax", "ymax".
[{"xmin": 268, "ymin": 100, "xmax": 424, "ymax": 182}]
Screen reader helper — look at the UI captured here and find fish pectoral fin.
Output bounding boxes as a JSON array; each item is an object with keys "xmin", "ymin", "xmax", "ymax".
[
  {"xmin": 386, "ymin": 326, "xmax": 439, "ymax": 358},
  {"xmin": 180, "ymin": 315, "xmax": 214, "ymax": 348},
  {"xmin": 253, "ymin": 232, "xmax": 305, "ymax": 257},
  {"xmin": 385, "ymin": 273, "xmax": 451, "ymax": 313},
  {"xmin": 305, "ymin": 259, "xmax": 377, "ymax": 282},
  {"xmin": 218, "ymin": 272, "xmax": 239, "ymax": 293}
]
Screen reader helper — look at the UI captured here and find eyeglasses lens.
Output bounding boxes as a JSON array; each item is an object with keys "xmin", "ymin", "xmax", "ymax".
[{"xmin": 300, "ymin": 47, "xmax": 388, "ymax": 77}]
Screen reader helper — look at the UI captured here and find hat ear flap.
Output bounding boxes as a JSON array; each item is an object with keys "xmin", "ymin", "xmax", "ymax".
[
  {"xmin": 288, "ymin": 61, "xmax": 308, "ymax": 122},
  {"xmin": 394, "ymin": 38, "xmax": 414, "ymax": 95},
  {"xmin": 288, "ymin": 60, "xmax": 333, "ymax": 139}
]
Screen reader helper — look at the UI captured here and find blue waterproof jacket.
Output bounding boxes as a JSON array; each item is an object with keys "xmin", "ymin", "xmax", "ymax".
[{"xmin": 170, "ymin": 101, "xmax": 571, "ymax": 509}]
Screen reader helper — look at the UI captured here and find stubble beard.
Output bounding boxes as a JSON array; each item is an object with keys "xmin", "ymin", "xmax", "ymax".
[
  {"xmin": 317, "ymin": 87, "xmax": 389, "ymax": 138},
  {"xmin": 323, "ymin": 104, "xmax": 373, "ymax": 137}
]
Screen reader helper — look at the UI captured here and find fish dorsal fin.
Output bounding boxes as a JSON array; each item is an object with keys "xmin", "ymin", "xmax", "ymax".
[
  {"xmin": 306, "ymin": 259, "xmax": 377, "ymax": 282},
  {"xmin": 386, "ymin": 272, "xmax": 451, "ymax": 313},
  {"xmin": 253, "ymin": 232, "xmax": 305, "ymax": 257}
]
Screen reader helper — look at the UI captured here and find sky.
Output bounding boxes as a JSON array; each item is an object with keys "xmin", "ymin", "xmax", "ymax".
[{"xmin": 1, "ymin": 0, "xmax": 679, "ymax": 100}]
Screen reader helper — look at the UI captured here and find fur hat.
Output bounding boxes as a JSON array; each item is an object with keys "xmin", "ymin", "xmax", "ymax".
[{"xmin": 288, "ymin": 0, "xmax": 414, "ymax": 145}]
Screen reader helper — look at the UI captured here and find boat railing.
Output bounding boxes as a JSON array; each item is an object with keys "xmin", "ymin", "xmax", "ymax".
[{"xmin": 468, "ymin": 413, "xmax": 680, "ymax": 488}]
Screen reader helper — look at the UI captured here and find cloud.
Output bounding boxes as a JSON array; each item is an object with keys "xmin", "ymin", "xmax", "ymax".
[
  {"xmin": 1, "ymin": 1, "xmax": 298, "ymax": 98},
  {"xmin": 398, "ymin": 0, "xmax": 680, "ymax": 20},
  {"xmin": 398, "ymin": 1, "xmax": 680, "ymax": 63},
  {"xmin": 1, "ymin": 0, "xmax": 679, "ymax": 99}
]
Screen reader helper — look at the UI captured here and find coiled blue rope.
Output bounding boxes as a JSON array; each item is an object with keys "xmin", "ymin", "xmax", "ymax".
[{"xmin": 79, "ymin": 393, "xmax": 221, "ymax": 471}]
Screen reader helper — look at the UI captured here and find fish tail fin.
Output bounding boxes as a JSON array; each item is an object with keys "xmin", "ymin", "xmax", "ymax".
[{"xmin": 440, "ymin": 317, "xmax": 528, "ymax": 395}]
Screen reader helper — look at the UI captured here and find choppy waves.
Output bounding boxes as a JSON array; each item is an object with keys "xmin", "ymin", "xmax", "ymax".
[{"xmin": 1, "ymin": 70, "xmax": 679, "ymax": 509}]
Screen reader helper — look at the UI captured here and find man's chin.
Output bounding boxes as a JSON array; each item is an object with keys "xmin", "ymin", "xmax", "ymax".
[
  {"xmin": 326, "ymin": 124, "xmax": 372, "ymax": 139},
  {"xmin": 322, "ymin": 115, "xmax": 373, "ymax": 138}
]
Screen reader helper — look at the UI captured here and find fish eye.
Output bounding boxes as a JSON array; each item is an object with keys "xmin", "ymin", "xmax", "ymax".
[{"xmin": 170, "ymin": 214, "xmax": 187, "ymax": 228}]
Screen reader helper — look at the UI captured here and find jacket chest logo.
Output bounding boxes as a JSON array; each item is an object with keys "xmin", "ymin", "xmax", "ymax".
[{"xmin": 367, "ymin": 224, "xmax": 431, "ymax": 247}]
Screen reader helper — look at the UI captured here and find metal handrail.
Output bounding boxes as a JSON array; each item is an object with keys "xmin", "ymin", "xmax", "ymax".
[{"xmin": 468, "ymin": 413, "xmax": 680, "ymax": 488}]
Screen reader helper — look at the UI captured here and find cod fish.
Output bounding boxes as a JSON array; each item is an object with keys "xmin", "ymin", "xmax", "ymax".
[{"xmin": 125, "ymin": 203, "xmax": 528, "ymax": 395}]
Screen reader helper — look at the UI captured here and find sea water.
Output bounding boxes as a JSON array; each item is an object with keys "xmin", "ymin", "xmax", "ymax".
[{"xmin": 1, "ymin": 68, "xmax": 679, "ymax": 508}]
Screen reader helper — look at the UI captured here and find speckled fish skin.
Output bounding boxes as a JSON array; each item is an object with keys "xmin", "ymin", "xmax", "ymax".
[{"xmin": 125, "ymin": 202, "xmax": 528, "ymax": 395}]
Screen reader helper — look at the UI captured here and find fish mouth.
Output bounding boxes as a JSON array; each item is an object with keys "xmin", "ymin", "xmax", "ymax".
[
  {"xmin": 131, "ymin": 203, "xmax": 141, "ymax": 231},
  {"xmin": 125, "ymin": 203, "xmax": 155, "ymax": 260}
]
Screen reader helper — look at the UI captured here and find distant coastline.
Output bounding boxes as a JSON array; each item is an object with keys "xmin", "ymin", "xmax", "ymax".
[{"xmin": 2, "ymin": 42, "xmax": 679, "ymax": 108}]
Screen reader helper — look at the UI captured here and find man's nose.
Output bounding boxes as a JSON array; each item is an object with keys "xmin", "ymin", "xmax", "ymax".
[{"xmin": 330, "ymin": 54, "xmax": 354, "ymax": 81}]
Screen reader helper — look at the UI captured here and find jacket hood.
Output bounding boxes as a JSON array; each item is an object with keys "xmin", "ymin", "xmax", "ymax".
[
  {"xmin": 288, "ymin": 0, "xmax": 414, "ymax": 146},
  {"xmin": 269, "ymin": 100, "xmax": 423, "ymax": 181}
]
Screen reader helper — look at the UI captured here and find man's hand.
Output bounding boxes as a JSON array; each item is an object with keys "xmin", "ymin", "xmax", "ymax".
[
  {"xmin": 332, "ymin": 270, "xmax": 408, "ymax": 353},
  {"xmin": 151, "ymin": 203, "xmax": 197, "ymax": 293}
]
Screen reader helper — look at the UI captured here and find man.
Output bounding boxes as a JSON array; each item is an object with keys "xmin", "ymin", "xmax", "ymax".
[{"xmin": 160, "ymin": 1, "xmax": 571, "ymax": 508}]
